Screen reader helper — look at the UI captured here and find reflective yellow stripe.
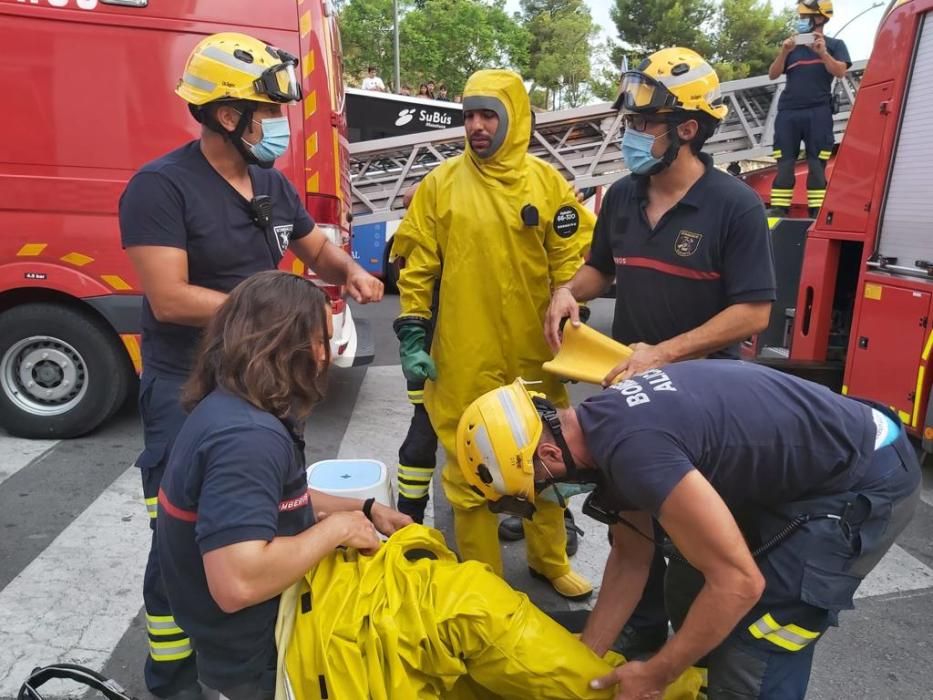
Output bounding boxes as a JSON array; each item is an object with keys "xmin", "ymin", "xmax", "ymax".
[
  {"xmin": 772, "ymin": 149, "xmax": 783, "ymax": 159},
  {"xmin": 398, "ymin": 465, "xmax": 434, "ymax": 479},
  {"xmin": 146, "ymin": 612, "xmax": 183, "ymax": 636},
  {"xmin": 768, "ymin": 217, "xmax": 781, "ymax": 229},
  {"xmin": 149, "ymin": 638, "xmax": 193, "ymax": 661},
  {"xmin": 17, "ymin": 243, "xmax": 47, "ymax": 256},
  {"xmin": 748, "ymin": 613, "xmax": 820, "ymax": 652},
  {"xmin": 145, "ymin": 496, "xmax": 158, "ymax": 519},
  {"xmin": 398, "ymin": 483, "xmax": 430, "ymax": 499},
  {"xmin": 898, "ymin": 410, "xmax": 911, "ymax": 424},
  {"xmin": 407, "ymin": 389, "xmax": 424, "ymax": 404},
  {"xmin": 842, "ymin": 384, "xmax": 849, "ymax": 395},
  {"xmin": 60, "ymin": 252, "xmax": 93, "ymax": 266},
  {"xmin": 819, "ymin": 150, "xmax": 832, "ymax": 160}
]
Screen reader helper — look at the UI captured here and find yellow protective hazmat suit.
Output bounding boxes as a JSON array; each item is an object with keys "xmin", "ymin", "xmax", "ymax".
[
  {"xmin": 392, "ymin": 69, "xmax": 596, "ymax": 579},
  {"xmin": 276, "ymin": 525, "xmax": 702, "ymax": 700}
]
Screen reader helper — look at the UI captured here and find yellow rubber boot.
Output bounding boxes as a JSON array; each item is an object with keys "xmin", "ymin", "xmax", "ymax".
[{"xmin": 524, "ymin": 499, "xmax": 593, "ymax": 600}]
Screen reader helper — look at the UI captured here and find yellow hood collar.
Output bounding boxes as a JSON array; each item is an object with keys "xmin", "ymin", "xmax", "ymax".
[{"xmin": 462, "ymin": 69, "xmax": 531, "ymax": 181}]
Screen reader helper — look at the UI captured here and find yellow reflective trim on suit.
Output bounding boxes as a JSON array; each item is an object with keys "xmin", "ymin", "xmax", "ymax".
[
  {"xmin": 768, "ymin": 217, "xmax": 781, "ymax": 229},
  {"xmin": 145, "ymin": 496, "xmax": 158, "ymax": 519},
  {"xmin": 149, "ymin": 638, "xmax": 193, "ymax": 661},
  {"xmin": 748, "ymin": 613, "xmax": 820, "ymax": 652},
  {"xmin": 146, "ymin": 613, "xmax": 183, "ymax": 637},
  {"xmin": 408, "ymin": 388, "xmax": 425, "ymax": 404},
  {"xmin": 398, "ymin": 483, "xmax": 429, "ymax": 499},
  {"xmin": 818, "ymin": 150, "xmax": 832, "ymax": 160},
  {"xmin": 399, "ymin": 465, "xmax": 434, "ymax": 479},
  {"xmin": 17, "ymin": 243, "xmax": 47, "ymax": 256},
  {"xmin": 772, "ymin": 149, "xmax": 783, "ymax": 159}
]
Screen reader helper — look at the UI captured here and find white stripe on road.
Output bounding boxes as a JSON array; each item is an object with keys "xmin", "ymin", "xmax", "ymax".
[
  {"xmin": 0, "ymin": 435, "xmax": 58, "ymax": 487},
  {"xmin": 335, "ymin": 365, "xmax": 436, "ymax": 527},
  {"xmin": 0, "ymin": 467, "xmax": 148, "ymax": 698}
]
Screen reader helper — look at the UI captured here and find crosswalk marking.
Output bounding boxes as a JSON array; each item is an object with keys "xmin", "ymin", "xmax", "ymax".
[
  {"xmin": 0, "ymin": 435, "xmax": 57, "ymax": 487},
  {"xmin": 0, "ymin": 467, "xmax": 148, "ymax": 698}
]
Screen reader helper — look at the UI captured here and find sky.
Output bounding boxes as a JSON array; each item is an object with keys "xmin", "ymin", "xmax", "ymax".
[{"xmin": 505, "ymin": 0, "xmax": 887, "ymax": 63}]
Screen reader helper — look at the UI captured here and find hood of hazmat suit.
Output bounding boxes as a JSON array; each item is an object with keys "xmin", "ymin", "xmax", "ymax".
[
  {"xmin": 275, "ymin": 524, "xmax": 702, "ymax": 700},
  {"xmin": 390, "ymin": 69, "xmax": 596, "ymax": 576}
]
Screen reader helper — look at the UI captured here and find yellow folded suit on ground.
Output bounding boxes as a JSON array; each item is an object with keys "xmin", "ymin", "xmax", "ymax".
[{"xmin": 275, "ymin": 524, "xmax": 701, "ymax": 699}]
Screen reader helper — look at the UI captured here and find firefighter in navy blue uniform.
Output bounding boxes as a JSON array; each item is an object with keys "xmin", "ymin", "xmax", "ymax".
[
  {"xmin": 545, "ymin": 48, "xmax": 776, "ymax": 659},
  {"xmin": 157, "ymin": 272, "xmax": 408, "ymax": 700},
  {"xmin": 768, "ymin": 0, "xmax": 851, "ymax": 216},
  {"xmin": 119, "ymin": 33, "xmax": 382, "ymax": 700},
  {"xmin": 460, "ymin": 363, "xmax": 922, "ymax": 700}
]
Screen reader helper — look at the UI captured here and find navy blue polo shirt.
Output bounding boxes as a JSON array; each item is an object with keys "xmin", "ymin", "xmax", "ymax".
[
  {"xmin": 119, "ymin": 141, "xmax": 315, "ymax": 377},
  {"xmin": 157, "ymin": 389, "xmax": 314, "ymax": 691},
  {"xmin": 578, "ymin": 360, "xmax": 875, "ymax": 516},
  {"xmin": 778, "ymin": 37, "xmax": 851, "ymax": 111},
  {"xmin": 587, "ymin": 153, "xmax": 776, "ymax": 357}
]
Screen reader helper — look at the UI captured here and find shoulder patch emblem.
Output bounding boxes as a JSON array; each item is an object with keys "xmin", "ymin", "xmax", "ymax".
[
  {"xmin": 553, "ymin": 205, "xmax": 580, "ymax": 238},
  {"xmin": 674, "ymin": 230, "xmax": 702, "ymax": 257},
  {"xmin": 273, "ymin": 224, "xmax": 293, "ymax": 255}
]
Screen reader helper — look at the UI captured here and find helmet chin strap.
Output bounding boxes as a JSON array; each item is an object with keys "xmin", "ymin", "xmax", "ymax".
[
  {"xmin": 642, "ymin": 123, "xmax": 682, "ymax": 177},
  {"xmin": 230, "ymin": 107, "xmax": 273, "ymax": 169},
  {"xmin": 531, "ymin": 396, "xmax": 601, "ymax": 486}
]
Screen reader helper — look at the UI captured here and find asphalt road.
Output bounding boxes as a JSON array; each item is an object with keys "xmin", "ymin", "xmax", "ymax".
[{"xmin": 1, "ymin": 296, "xmax": 931, "ymax": 699}]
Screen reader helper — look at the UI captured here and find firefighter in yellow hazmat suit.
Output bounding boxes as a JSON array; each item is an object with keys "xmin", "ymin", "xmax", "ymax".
[{"xmin": 392, "ymin": 68, "xmax": 596, "ymax": 598}]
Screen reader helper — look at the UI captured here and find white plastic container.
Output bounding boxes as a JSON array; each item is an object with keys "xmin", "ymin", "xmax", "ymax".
[{"xmin": 306, "ymin": 458, "xmax": 394, "ymax": 508}]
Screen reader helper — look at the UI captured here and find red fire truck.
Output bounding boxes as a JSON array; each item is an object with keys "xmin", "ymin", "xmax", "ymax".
[
  {"xmin": 0, "ymin": 0, "xmax": 369, "ymax": 438},
  {"xmin": 750, "ymin": 0, "xmax": 933, "ymax": 455}
]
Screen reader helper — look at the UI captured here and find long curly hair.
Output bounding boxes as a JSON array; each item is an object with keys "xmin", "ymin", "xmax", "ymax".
[{"xmin": 182, "ymin": 270, "xmax": 331, "ymax": 420}]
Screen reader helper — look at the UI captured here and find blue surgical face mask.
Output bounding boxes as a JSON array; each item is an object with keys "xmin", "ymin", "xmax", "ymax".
[
  {"xmin": 795, "ymin": 17, "xmax": 813, "ymax": 33},
  {"xmin": 241, "ymin": 115, "xmax": 291, "ymax": 163},
  {"xmin": 621, "ymin": 128, "xmax": 670, "ymax": 175}
]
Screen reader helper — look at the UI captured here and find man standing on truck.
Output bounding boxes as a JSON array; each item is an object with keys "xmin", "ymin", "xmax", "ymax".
[
  {"xmin": 119, "ymin": 33, "xmax": 383, "ymax": 700},
  {"xmin": 768, "ymin": 0, "xmax": 851, "ymax": 217},
  {"xmin": 391, "ymin": 68, "xmax": 595, "ymax": 600},
  {"xmin": 543, "ymin": 48, "xmax": 776, "ymax": 659}
]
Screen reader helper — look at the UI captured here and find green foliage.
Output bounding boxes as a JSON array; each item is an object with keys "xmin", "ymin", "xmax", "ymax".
[
  {"xmin": 339, "ymin": 0, "xmax": 528, "ymax": 95},
  {"xmin": 712, "ymin": 0, "xmax": 794, "ymax": 79},
  {"xmin": 606, "ymin": 0, "xmax": 794, "ymax": 85},
  {"xmin": 399, "ymin": 0, "xmax": 529, "ymax": 95},
  {"xmin": 338, "ymin": 0, "xmax": 405, "ymax": 88},
  {"xmin": 521, "ymin": 0, "xmax": 597, "ymax": 108}
]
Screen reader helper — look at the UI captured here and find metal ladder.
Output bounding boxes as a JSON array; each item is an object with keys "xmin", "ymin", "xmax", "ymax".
[{"xmin": 349, "ymin": 60, "xmax": 866, "ymax": 225}]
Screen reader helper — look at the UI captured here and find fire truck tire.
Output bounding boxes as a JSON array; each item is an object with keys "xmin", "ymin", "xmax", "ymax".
[{"xmin": 0, "ymin": 303, "xmax": 131, "ymax": 439}]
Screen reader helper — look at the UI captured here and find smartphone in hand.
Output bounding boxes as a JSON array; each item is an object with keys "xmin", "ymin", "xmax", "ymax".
[{"xmin": 794, "ymin": 32, "xmax": 815, "ymax": 45}]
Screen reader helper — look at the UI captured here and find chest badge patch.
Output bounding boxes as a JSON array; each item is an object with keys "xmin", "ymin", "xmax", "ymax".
[
  {"xmin": 674, "ymin": 230, "xmax": 703, "ymax": 257},
  {"xmin": 273, "ymin": 224, "xmax": 293, "ymax": 255},
  {"xmin": 553, "ymin": 205, "xmax": 580, "ymax": 238}
]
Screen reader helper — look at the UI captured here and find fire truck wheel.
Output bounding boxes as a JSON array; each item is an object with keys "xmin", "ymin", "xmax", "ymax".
[{"xmin": 0, "ymin": 303, "xmax": 131, "ymax": 439}]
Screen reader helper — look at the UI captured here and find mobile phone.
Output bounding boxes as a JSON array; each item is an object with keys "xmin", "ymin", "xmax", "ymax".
[{"xmin": 794, "ymin": 32, "xmax": 815, "ymax": 45}]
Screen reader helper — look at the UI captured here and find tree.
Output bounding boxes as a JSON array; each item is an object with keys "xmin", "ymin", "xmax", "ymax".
[
  {"xmin": 399, "ymin": 0, "xmax": 529, "ymax": 95},
  {"xmin": 711, "ymin": 0, "xmax": 793, "ymax": 80},
  {"xmin": 521, "ymin": 0, "xmax": 597, "ymax": 109},
  {"xmin": 609, "ymin": 0, "xmax": 715, "ymax": 64},
  {"xmin": 338, "ymin": 0, "xmax": 411, "ymax": 88}
]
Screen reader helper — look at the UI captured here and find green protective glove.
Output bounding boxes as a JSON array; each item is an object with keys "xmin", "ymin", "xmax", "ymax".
[{"xmin": 396, "ymin": 323, "xmax": 437, "ymax": 383}]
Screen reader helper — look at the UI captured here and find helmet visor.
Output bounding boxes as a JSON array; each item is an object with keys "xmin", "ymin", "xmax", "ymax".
[
  {"xmin": 612, "ymin": 72, "xmax": 680, "ymax": 113},
  {"xmin": 254, "ymin": 57, "xmax": 302, "ymax": 103}
]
